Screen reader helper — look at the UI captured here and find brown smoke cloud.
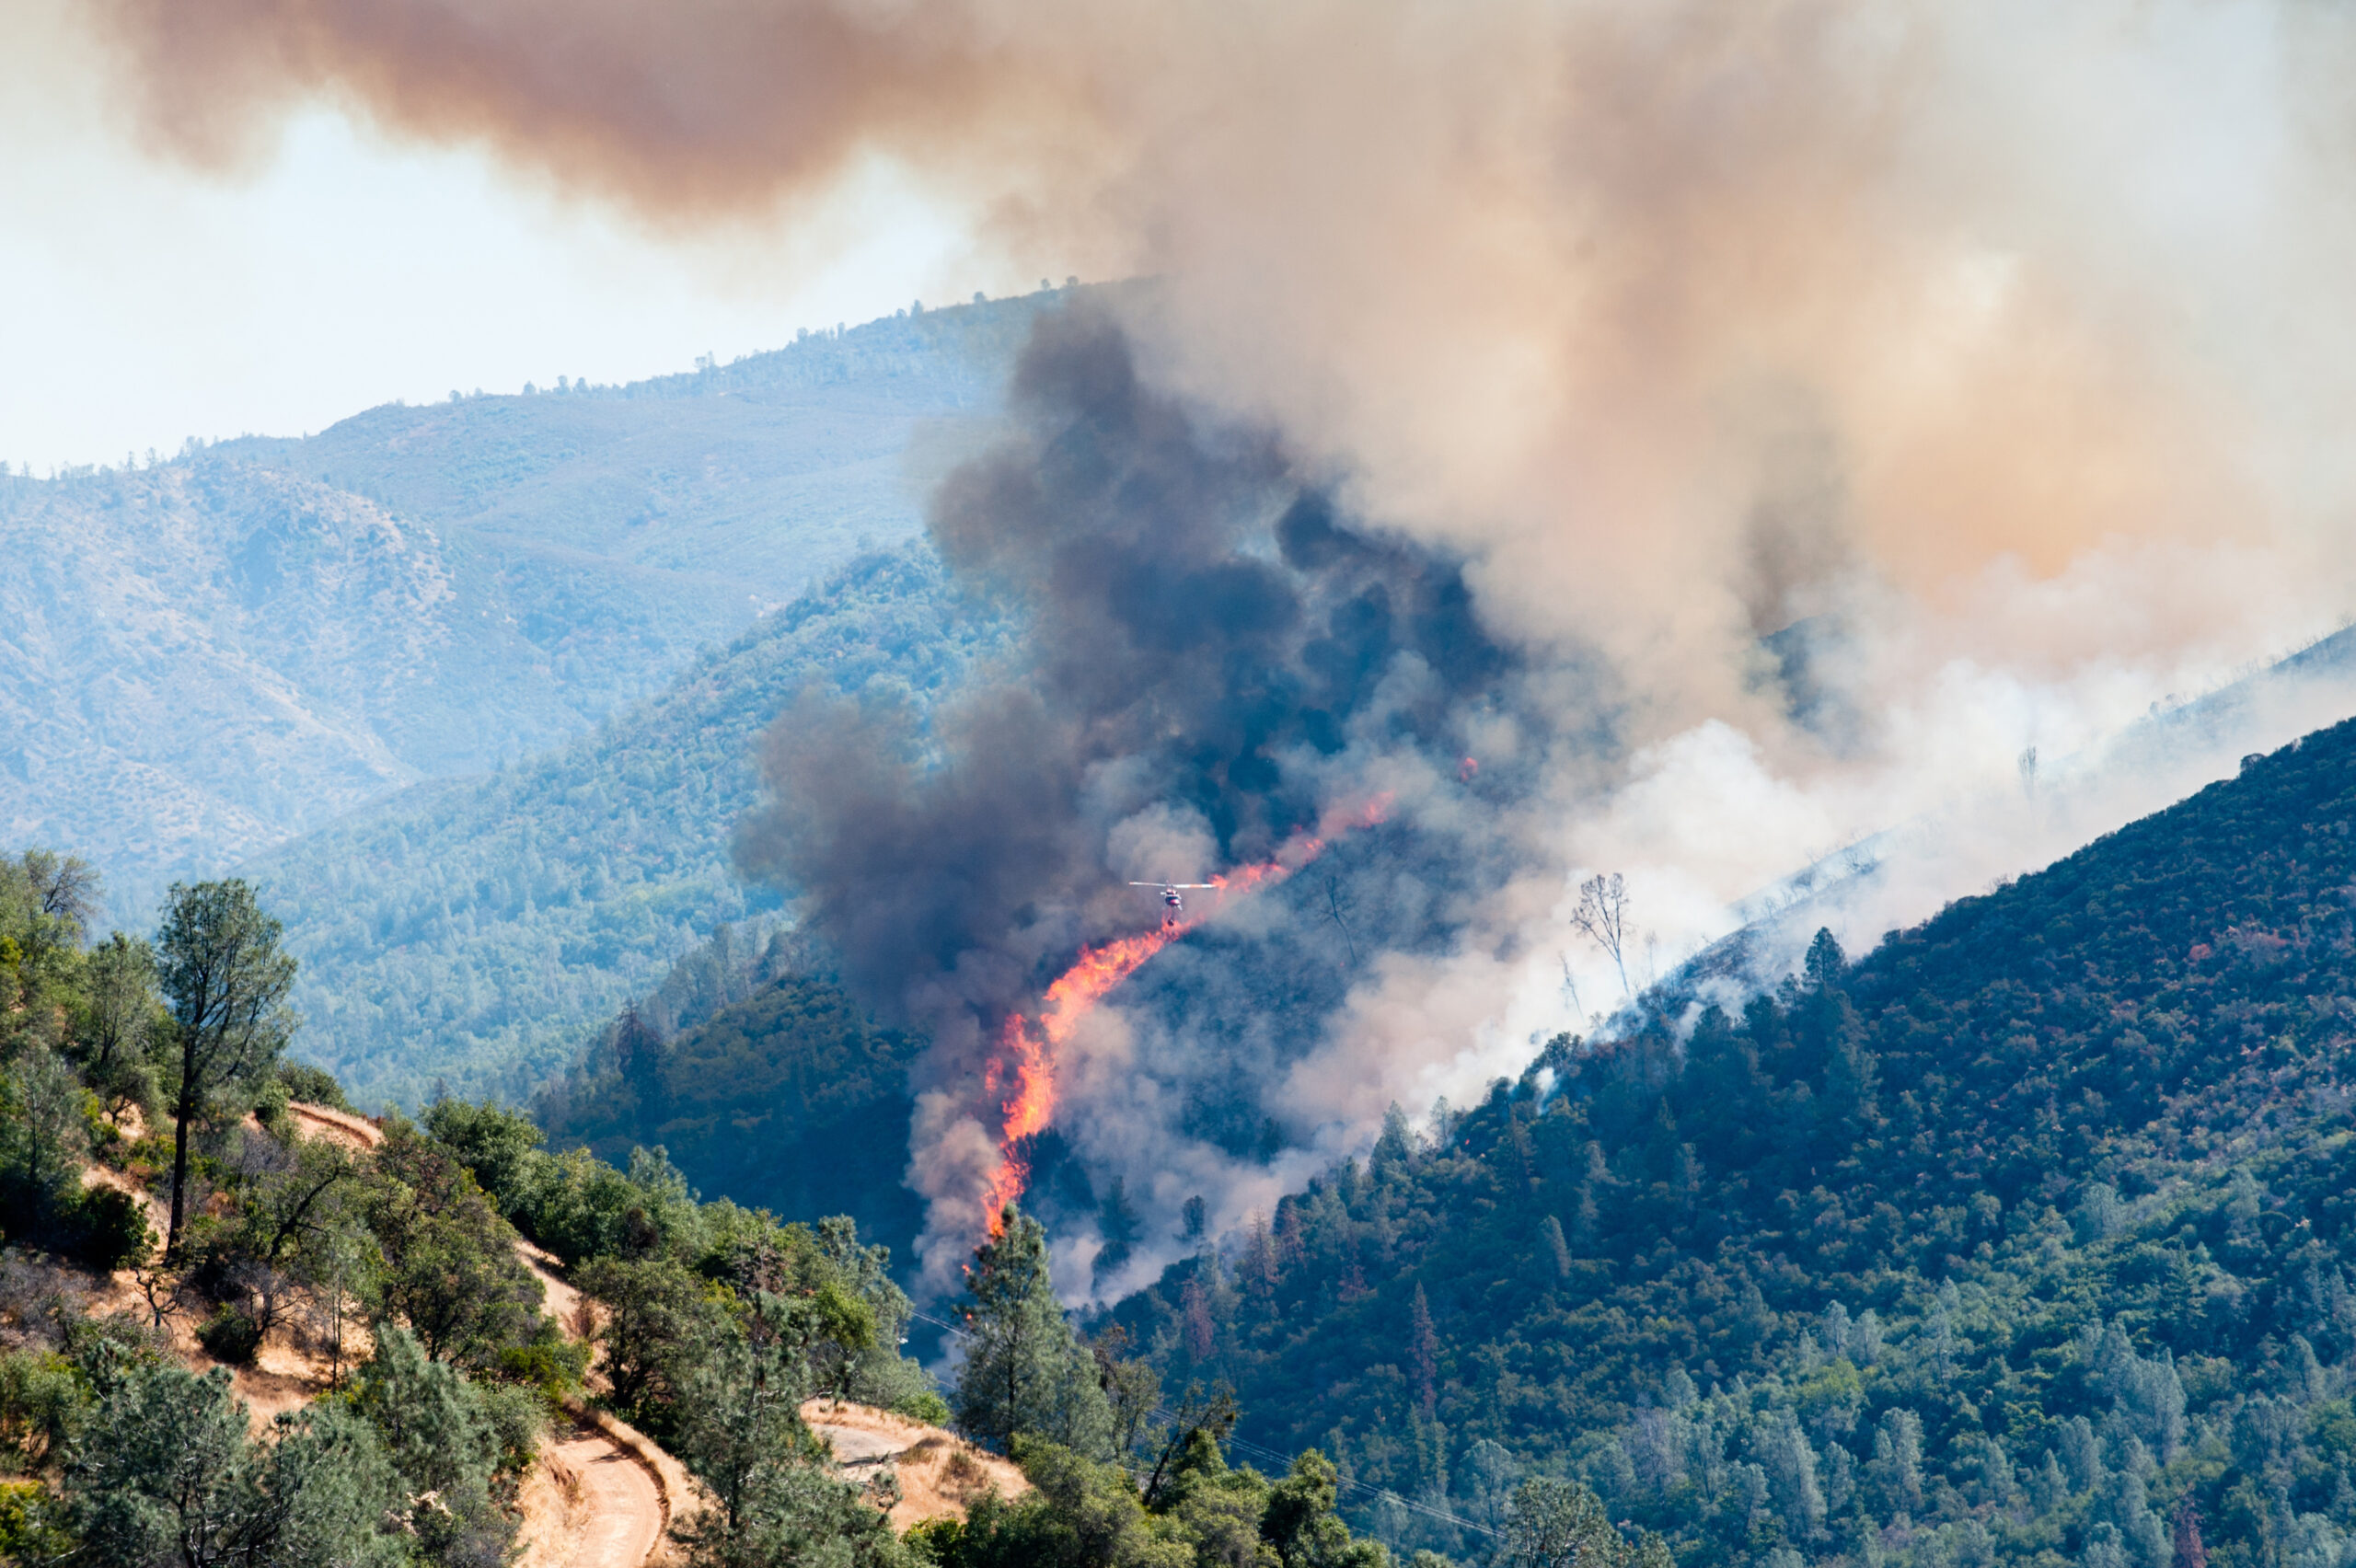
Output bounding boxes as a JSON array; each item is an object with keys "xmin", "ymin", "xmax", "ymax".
[
  {"xmin": 87, "ymin": 1, "xmax": 2356, "ymax": 688},
  {"xmin": 90, "ymin": 0, "xmax": 1093, "ymax": 218}
]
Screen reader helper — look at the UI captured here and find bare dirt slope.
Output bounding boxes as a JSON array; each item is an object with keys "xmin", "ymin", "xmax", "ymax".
[
  {"xmin": 85, "ymin": 1130, "xmax": 350, "ymax": 1434},
  {"xmin": 803, "ymin": 1399, "xmax": 1029, "ymax": 1531}
]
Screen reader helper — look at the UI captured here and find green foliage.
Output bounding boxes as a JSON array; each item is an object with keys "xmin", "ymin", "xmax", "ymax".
[
  {"xmin": 512, "ymin": 1144, "xmax": 705, "ymax": 1266},
  {"xmin": 0, "ymin": 850, "xmax": 98, "ymax": 1022},
  {"xmin": 276, "ymin": 1060, "xmax": 352, "ymax": 1113},
  {"xmin": 59, "ymin": 1358, "xmax": 407, "ymax": 1567},
  {"xmin": 670, "ymin": 1325, "xmax": 883, "ymax": 1567},
  {"xmin": 575, "ymin": 1254, "xmax": 729, "ymax": 1439},
  {"xmin": 362, "ymin": 1117, "xmax": 549, "ymax": 1371},
  {"xmin": 930, "ymin": 1433, "xmax": 1401, "ymax": 1568},
  {"xmin": 0, "ymin": 1044, "xmax": 149, "ymax": 1267},
  {"xmin": 0, "ymin": 1473, "xmax": 72, "ymax": 1560},
  {"xmin": 946, "ymin": 1438, "xmax": 1192, "ymax": 1568},
  {"xmin": 194, "ymin": 1303, "xmax": 264, "ymax": 1365},
  {"xmin": 0, "ymin": 1347, "xmax": 79, "ymax": 1473},
  {"xmin": 0, "ymin": 934, "xmax": 151, "ymax": 1263},
  {"xmin": 420, "ymin": 1095, "xmax": 544, "ymax": 1216},
  {"xmin": 355, "ymin": 1324, "xmax": 525, "ymax": 1564},
  {"xmin": 957, "ymin": 1208, "xmax": 1113, "ymax": 1458},
  {"xmin": 1261, "ymin": 1451, "xmax": 1389, "ymax": 1568},
  {"xmin": 68, "ymin": 932, "xmax": 166, "ymax": 1116}
]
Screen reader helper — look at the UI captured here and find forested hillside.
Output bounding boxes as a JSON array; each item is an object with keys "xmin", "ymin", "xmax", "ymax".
[
  {"xmin": 1, "ymin": 292, "xmax": 1054, "ymax": 905},
  {"xmin": 1110, "ymin": 713, "xmax": 2356, "ymax": 1566},
  {"xmin": 535, "ymin": 929, "xmax": 931, "ymax": 1269},
  {"xmin": 243, "ymin": 548, "xmax": 999, "ymax": 1108}
]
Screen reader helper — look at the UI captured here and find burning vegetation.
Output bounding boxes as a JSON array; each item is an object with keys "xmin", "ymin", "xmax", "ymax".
[{"xmin": 736, "ymin": 298, "xmax": 1544, "ymax": 1277}]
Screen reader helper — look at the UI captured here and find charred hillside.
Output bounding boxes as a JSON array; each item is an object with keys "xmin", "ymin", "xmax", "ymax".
[{"xmin": 1110, "ymin": 713, "xmax": 2356, "ymax": 1565}]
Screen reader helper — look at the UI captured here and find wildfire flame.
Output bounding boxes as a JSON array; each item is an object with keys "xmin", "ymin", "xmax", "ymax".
[{"xmin": 980, "ymin": 792, "xmax": 1392, "ymax": 1234}]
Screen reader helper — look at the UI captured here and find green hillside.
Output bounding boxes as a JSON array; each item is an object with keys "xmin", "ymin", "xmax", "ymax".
[
  {"xmin": 535, "ymin": 961, "xmax": 929, "ymax": 1270},
  {"xmin": 1108, "ymin": 714, "xmax": 2356, "ymax": 1566},
  {"xmin": 3, "ymin": 292, "xmax": 1057, "ymax": 905},
  {"xmin": 243, "ymin": 547, "xmax": 999, "ymax": 1108}
]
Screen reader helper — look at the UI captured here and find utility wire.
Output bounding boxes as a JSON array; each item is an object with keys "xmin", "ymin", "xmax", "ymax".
[{"xmin": 902, "ymin": 1308, "xmax": 1498, "ymax": 1538}]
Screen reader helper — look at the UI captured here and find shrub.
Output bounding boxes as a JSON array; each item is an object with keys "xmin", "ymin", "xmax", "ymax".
[
  {"xmin": 195, "ymin": 1305, "xmax": 262, "ymax": 1365},
  {"xmin": 276, "ymin": 1061, "xmax": 352, "ymax": 1113},
  {"xmin": 67, "ymin": 1184, "xmax": 150, "ymax": 1273}
]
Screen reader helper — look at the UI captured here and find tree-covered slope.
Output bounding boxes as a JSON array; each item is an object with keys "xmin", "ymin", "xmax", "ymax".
[
  {"xmin": 536, "ymin": 965, "xmax": 930, "ymax": 1271},
  {"xmin": 1109, "ymin": 715, "xmax": 2356, "ymax": 1566},
  {"xmin": 243, "ymin": 548, "xmax": 999, "ymax": 1108},
  {"xmin": 2, "ymin": 292, "xmax": 1056, "ymax": 904}
]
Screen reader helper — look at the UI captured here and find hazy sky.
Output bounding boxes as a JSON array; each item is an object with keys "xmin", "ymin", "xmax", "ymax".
[{"xmin": 0, "ymin": 1, "xmax": 987, "ymax": 472}]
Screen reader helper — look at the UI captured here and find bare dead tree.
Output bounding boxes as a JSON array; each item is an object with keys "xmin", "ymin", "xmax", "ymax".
[
  {"xmin": 1324, "ymin": 877, "xmax": 1359, "ymax": 964},
  {"xmin": 1558, "ymin": 952, "xmax": 1585, "ymax": 1022},
  {"xmin": 133, "ymin": 1262, "xmax": 191, "ymax": 1332},
  {"xmin": 1571, "ymin": 873, "xmax": 1633, "ymax": 1000}
]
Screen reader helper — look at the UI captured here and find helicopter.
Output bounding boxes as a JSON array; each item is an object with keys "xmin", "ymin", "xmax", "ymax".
[{"xmin": 1129, "ymin": 880, "xmax": 1217, "ymax": 930}]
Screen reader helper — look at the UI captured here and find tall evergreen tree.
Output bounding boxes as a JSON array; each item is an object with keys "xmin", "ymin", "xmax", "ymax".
[
  {"xmin": 156, "ymin": 880, "xmax": 296, "ymax": 1259},
  {"xmin": 954, "ymin": 1207, "xmax": 1111, "ymax": 1458}
]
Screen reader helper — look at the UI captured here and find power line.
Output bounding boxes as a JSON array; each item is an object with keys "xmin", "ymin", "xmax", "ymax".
[{"xmin": 902, "ymin": 1308, "xmax": 1498, "ymax": 1539}]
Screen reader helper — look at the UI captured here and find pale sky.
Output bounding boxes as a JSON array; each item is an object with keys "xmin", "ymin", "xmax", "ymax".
[{"xmin": 0, "ymin": 2, "xmax": 995, "ymax": 473}]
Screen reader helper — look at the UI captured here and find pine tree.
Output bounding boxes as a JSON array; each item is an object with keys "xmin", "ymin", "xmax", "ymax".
[
  {"xmin": 954, "ymin": 1206, "xmax": 1111, "ymax": 1458},
  {"xmin": 156, "ymin": 880, "xmax": 296, "ymax": 1260},
  {"xmin": 1410, "ymin": 1284, "xmax": 1438, "ymax": 1418}
]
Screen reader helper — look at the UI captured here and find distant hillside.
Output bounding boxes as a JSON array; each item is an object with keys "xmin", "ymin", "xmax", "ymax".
[
  {"xmin": 1109, "ymin": 712, "xmax": 2356, "ymax": 1565},
  {"xmin": 1, "ymin": 291, "xmax": 1061, "ymax": 905},
  {"xmin": 225, "ymin": 294, "xmax": 1052, "ymax": 607},
  {"xmin": 243, "ymin": 547, "xmax": 999, "ymax": 1108}
]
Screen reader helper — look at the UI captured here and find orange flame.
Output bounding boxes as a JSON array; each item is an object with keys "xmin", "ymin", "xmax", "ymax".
[{"xmin": 979, "ymin": 792, "xmax": 1393, "ymax": 1234}]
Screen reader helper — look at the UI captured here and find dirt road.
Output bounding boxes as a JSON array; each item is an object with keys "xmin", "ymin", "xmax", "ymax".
[
  {"xmin": 548, "ymin": 1424, "xmax": 667, "ymax": 1568},
  {"xmin": 285, "ymin": 1103, "xmax": 682, "ymax": 1568}
]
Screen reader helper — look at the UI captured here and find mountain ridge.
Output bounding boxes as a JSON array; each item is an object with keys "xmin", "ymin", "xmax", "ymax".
[{"xmin": 2, "ymin": 290, "xmax": 1069, "ymax": 908}]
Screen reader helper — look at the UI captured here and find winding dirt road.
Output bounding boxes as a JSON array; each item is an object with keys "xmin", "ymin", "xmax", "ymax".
[
  {"xmin": 287, "ymin": 1103, "xmax": 678, "ymax": 1568},
  {"xmin": 544, "ymin": 1425, "xmax": 667, "ymax": 1568}
]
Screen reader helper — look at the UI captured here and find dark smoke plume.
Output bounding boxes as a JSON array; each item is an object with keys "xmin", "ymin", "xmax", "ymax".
[{"xmin": 735, "ymin": 300, "xmax": 1576, "ymax": 1273}]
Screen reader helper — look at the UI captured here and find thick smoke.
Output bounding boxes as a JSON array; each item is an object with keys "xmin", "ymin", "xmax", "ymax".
[
  {"xmin": 737, "ymin": 302, "xmax": 1589, "ymax": 1276},
  {"xmin": 79, "ymin": 0, "xmax": 2356, "ymax": 1276},
  {"xmin": 86, "ymin": 1, "xmax": 2356, "ymax": 674}
]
